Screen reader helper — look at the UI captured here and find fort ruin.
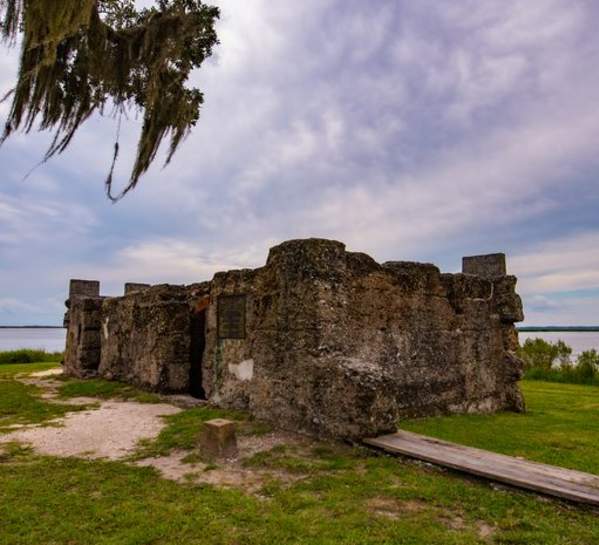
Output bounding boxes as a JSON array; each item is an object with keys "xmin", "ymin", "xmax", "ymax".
[{"xmin": 63, "ymin": 238, "xmax": 525, "ymax": 440}]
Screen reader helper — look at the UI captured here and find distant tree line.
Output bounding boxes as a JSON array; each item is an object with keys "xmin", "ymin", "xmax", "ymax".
[
  {"xmin": 0, "ymin": 349, "xmax": 62, "ymax": 364},
  {"xmin": 518, "ymin": 338, "xmax": 599, "ymax": 386}
]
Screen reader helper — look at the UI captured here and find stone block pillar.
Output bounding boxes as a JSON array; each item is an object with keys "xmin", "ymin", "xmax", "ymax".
[
  {"xmin": 64, "ymin": 279, "xmax": 100, "ymax": 328},
  {"xmin": 199, "ymin": 419, "xmax": 238, "ymax": 459},
  {"xmin": 124, "ymin": 283, "xmax": 150, "ymax": 295},
  {"xmin": 69, "ymin": 279, "xmax": 100, "ymax": 299},
  {"xmin": 462, "ymin": 253, "xmax": 506, "ymax": 279}
]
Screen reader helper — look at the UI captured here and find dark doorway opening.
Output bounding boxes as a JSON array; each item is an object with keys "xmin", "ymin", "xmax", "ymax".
[{"xmin": 189, "ymin": 309, "xmax": 206, "ymax": 398}]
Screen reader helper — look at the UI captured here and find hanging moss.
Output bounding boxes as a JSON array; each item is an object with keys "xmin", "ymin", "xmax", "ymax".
[{"xmin": 0, "ymin": 0, "xmax": 219, "ymax": 200}]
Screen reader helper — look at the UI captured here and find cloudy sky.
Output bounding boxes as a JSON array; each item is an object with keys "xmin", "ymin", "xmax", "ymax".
[{"xmin": 1, "ymin": 0, "xmax": 598, "ymax": 326}]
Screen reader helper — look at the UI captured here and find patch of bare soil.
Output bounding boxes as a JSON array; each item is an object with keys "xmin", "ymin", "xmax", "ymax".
[
  {"xmin": 135, "ymin": 431, "xmax": 311, "ymax": 493},
  {"xmin": 442, "ymin": 514, "xmax": 466, "ymax": 530},
  {"xmin": 5, "ymin": 372, "xmax": 317, "ymax": 494},
  {"xmin": 476, "ymin": 520, "xmax": 496, "ymax": 540},
  {"xmin": 17, "ymin": 372, "xmax": 96, "ymax": 406},
  {"xmin": 366, "ymin": 497, "xmax": 426, "ymax": 519},
  {"xmin": 29, "ymin": 368, "xmax": 63, "ymax": 378},
  {"xmin": 1, "ymin": 400, "xmax": 180, "ymax": 459},
  {"xmin": 440, "ymin": 513, "xmax": 496, "ymax": 540}
]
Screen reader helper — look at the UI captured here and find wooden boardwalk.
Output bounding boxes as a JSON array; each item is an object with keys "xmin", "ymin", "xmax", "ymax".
[{"xmin": 364, "ymin": 430, "xmax": 599, "ymax": 507}]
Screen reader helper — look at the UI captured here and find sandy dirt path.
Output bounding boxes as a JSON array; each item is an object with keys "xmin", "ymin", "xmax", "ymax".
[
  {"xmin": 1, "ymin": 400, "xmax": 180, "ymax": 459},
  {"xmin": 1, "ymin": 370, "xmax": 308, "ymax": 491}
]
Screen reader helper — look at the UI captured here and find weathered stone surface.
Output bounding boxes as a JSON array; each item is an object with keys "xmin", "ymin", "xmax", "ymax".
[
  {"xmin": 64, "ymin": 279, "xmax": 101, "ymax": 329},
  {"xmin": 462, "ymin": 253, "xmax": 506, "ymax": 278},
  {"xmin": 199, "ymin": 419, "xmax": 238, "ymax": 459},
  {"xmin": 63, "ymin": 238, "xmax": 525, "ymax": 440},
  {"xmin": 124, "ymin": 283, "xmax": 150, "ymax": 295},
  {"xmin": 99, "ymin": 285, "xmax": 191, "ymax": 392},
  {"xmin": 63, "ymin": 296, "xmax": 103, "ymax": 378},
  {"xmin": 492, "ymin": 276, "xmax": 524, "ymax": 323},
  {"xmin": 200, "ymin": 239, "xmax": 524, "ymax": 439},
  {"xmin": 69, "ymin": 279, "xmax": 100, "ymax": 299}
]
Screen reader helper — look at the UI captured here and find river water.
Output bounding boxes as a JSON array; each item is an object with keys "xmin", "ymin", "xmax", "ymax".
[{"xmin": 0, "ymin": 328, "xmax": 67, "ymax": 352}]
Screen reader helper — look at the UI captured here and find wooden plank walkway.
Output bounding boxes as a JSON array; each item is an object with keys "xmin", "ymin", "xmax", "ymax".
[{"xmin": 364, "ymin": 430, "xmax": 599, "ymax": 507}]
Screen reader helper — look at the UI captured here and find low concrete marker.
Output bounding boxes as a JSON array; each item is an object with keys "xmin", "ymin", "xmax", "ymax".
[{"xmin": 200, "ymin": 419, "xmax": 238, "ymax": 459}]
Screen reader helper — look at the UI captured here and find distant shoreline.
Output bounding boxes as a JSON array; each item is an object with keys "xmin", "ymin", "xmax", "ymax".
[
  {"xmin": 518, "ymin": 327, "xmax": 599, "ymax": 332},
  {"xmin": 0, "ymin": 326, "xmax": 63, "ymax": 329}
]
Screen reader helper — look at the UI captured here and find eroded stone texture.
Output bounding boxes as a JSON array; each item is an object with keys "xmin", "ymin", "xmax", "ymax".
[
  {"xmin": 99, "ymin": 285, "xmax": 191, "ymax": 392},
  {"xmin": 462, "ymin": 253, "xmax": 506, "ymax": 278},
  {"xmin": 63, "ymin": 279, "xmax": 100, "ymax": 328},
  {"xmin": 199, "ymin": 419, "xmax": 238, "ymax": 459},
  {"xmin": 124, "ymin": 283, "xmax": 150, "ymax": 295},
  {"xmin": 63, "ymin": 238, "xmax": 525, "ymax": 440},
  {"xmin": 63, "ymin": 297, "xmax": 103, "ymax": 377},
  {"xmin": 69, "ymin": 279, "xmax": 100, "ymax": 299}
]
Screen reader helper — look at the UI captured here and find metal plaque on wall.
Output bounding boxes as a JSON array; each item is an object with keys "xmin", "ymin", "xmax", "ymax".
[{"xmin": 217, "ymin": 294, "xmax": 247, "ymax": 339}]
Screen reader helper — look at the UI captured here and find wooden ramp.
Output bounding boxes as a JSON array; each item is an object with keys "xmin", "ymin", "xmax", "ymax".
[{"xmin": 364, "ymin": 431, "xmax": 599, "ymax": 507}]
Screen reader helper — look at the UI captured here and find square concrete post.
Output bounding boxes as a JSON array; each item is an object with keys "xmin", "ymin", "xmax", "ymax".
[
  {"xmin": 69, "ymin": 279, "xmax": 100, "ymax": 299},
  {"xmin": 65, "ymin": 279, "xmax": 100, "ymax": 328},
  {"xmin": 462, "ymin": 253, "xmax": 506, "ymax": 279},
  {"xmin": 124, "ymin": 283, "xmax": 150, "ymax": 295},
  {"xmin": 199, "ymin": 419, "xmax": 238, "ymax": 459}
]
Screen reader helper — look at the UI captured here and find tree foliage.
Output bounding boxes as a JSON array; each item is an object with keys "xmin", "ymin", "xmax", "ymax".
[
  {"xmin": 519, "ymin": 338, "xmax": 599, "ymax": 386},
  {"xmin": 575, "ymin": 349, "xmax": 599, "ymax": 380},
  {"xmin": 0, "ymin": 0, "xmax": 219, "ymax": 200},
  {"xmin": 517, "ymin": 337, "xmax": 572, "ymax": 371}
]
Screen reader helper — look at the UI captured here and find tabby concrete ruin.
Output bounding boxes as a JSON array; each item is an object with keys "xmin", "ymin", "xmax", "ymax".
[{"xmin": 63, "ymin": 238, "xmax": 525, "ymax": 440}]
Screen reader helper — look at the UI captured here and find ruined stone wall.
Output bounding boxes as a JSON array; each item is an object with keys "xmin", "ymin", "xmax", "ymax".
[
  {"xmin": 124, "ymin": 283, "xmax": 151, "ymax": 295},
  {"xmin": 202, "ymin": 239, "xmax": 524, "ymax": 439},
  {"xmin": 63, "ymin": 238, "xmax": 525, "ymax": 441},
  {"xmin": 98, "ymin": 285, "xmax": 192, "ymax": 392}
]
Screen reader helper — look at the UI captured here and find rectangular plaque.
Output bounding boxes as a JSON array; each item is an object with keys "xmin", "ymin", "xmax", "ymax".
[{"xmin": 218, "ymin": 295, "xmax": 246, "ymax": 339}]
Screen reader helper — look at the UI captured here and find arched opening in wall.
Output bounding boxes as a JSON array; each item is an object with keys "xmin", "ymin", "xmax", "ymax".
[{"xmin": 189, "ymin": 309, "xmax": 206, "ymax": 399}]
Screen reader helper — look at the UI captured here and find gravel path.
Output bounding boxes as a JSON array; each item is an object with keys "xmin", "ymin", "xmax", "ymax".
[
  {"xmin": 2, "ymin": 371, "xmax": 306, "ymax": 491},
  {"xmin": 1, "ymin": 374, "xmax": 180, "ymax": 459}
]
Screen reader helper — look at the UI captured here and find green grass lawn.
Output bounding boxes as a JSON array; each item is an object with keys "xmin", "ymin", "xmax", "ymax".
[
  {"xmin": 1, "ymin": 374, "xmax": 598, "ymax": 544},
  {"xmin": 0, "ymin": 381, "xmax": 89, "ymax": 432},
  {"xmin": 0, "ymin": 363, "xmax": 87, "ymax": 432},
  {"xmin": 58, "ymin": 377, "xmax": 163, "ymax": 404},
  {"xmin": 401, "ymin": 381, "xmax": 599, "ymax": 475}
]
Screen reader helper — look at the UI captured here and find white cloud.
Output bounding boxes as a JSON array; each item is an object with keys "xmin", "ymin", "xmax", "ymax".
[
  {"xmin": 0, "ymin": 298, "xmax": 37, "ymax": 314},
  {"xmin": 522, "ymin": 295, "xmax": 599, "ymax": 326},
  {"xmin": 512, "ymin": 231, "xmax": 599, "ymax": 294},
  {"xmin": 1, "ymin": 0, "xmax": 599, "ymax": 325},
  {"xmin": 64, "ymin": 237, "xmax": 275, "ymax": 296},
  {"xmin": 0, "ymin": 193, "xmax": 96, "ymax": 247}
]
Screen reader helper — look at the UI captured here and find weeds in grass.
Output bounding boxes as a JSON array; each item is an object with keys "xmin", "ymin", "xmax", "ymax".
[
  {"xmin": 0, "ymin": 362, "xmax": 60, "ymax": 377},
  {"xmin": 58, "ymin": 379, "xmax": 162, "ymax": 403},
  {"xmin": 0, "ymin": 380, "xmax": 89, "ymax": 432},
  {"xmin": 0, "ymin": 442, "xmax": 33, "ymax": 462},
  {"xmin": 243, "ymin": 443, "xmax": 360, "ymax": 474}
]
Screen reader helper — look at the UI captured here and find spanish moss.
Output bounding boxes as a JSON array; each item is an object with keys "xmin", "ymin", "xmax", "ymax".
[{"xmin": 0, "ymin": 0, "xmax": 219, "ymax": 200}]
